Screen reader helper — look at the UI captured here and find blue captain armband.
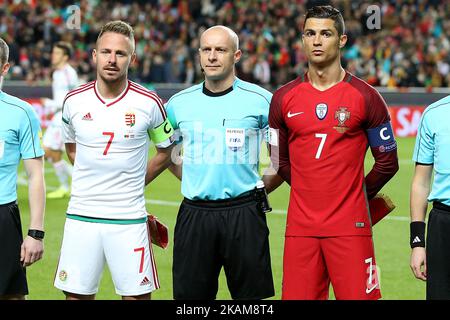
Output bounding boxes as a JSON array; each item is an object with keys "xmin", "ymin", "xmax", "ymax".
[{"xmin": 367, "ymin": 122, "xmax": 397, "ymax": 153}]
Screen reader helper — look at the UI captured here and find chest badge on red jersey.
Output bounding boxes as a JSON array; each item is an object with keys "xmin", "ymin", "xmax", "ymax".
[
  {"xmin": 125, "ymin": 112, "xmax": 136, "ymax": 127},
  {"xmin": 315, "ymin": 103, "xmax": 328, "ymax": 120},
  {"xmin": 333, "ymin": 107, "xmax": 350, "ymax": 133}
]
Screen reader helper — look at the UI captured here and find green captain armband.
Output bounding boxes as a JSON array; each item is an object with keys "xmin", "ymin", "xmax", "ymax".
[{"xmin": 149, "ymin": 118, "xmax": 174, "ymax": 144}]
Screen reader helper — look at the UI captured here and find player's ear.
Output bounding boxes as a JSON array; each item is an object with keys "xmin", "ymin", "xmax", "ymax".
[
  {"xmin": 92, "ymin": 48, "xmax": 97, "ymax": 63},
  {"xmin": 0, "ymin": 62, "xmax": 10, "ymax": 76},
  {"xmin": 339, "ymin": 34, "xmax": 347, "ymax": 49},
  {"xmin": 234, "ymin": 49, "xmax": 242, "ymax": 63},
  {"xmin": 131, "ymin": 52, "xmax": 137, "ymax": 64}
]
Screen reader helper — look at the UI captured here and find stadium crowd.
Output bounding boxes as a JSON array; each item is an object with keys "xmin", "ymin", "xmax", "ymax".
[{"xmin": 1, "ymin": 0, "xmax": 449, "ymax": 89}]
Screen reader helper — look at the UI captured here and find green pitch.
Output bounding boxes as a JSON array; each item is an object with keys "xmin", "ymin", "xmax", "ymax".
[{"xmin": 17, "ymin": 137, "xmax": 424, "ymax": 300}]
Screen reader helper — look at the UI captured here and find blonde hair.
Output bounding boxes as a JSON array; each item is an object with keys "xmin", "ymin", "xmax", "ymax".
[
  {"xmin": 97, "ymin": 20, "xmax": 135, "ymax": 51},
  {"xmin": 0, "ymin": 38, "xmax": 9, "ymax": 66}
]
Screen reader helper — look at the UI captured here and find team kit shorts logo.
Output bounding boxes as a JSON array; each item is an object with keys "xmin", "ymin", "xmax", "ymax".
[
  {"xmin": 59, "ymin": 270, "xmax": 68, "ymax": 282},
  {"xmin": 315, "ymin": 103, "xmax": 328, "ymax": 120},
  {"xmin": 140, "ymin": 276, "xmax": 152, "ymax": 286},
  {"xmin": 333, "ymin": 107, "xmax": 350, "ymax": 133}
]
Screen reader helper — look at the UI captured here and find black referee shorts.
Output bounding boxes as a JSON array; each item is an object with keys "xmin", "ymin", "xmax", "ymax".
[
  {"xmin": 0, "ymin": 201, "xmax": 28, "ymax": 296},
  {"xmin": 426, "ymin": 201, "xmax": 450, "ymax": 300},
  {"xmin": 172, "ymin": 193, "xmax": 275, "ymax": 300}
]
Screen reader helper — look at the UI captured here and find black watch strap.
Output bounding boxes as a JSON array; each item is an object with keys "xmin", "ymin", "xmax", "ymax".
[{"xmin": 28, "ymin": 229, "xmax": 45, "ymax": 240}]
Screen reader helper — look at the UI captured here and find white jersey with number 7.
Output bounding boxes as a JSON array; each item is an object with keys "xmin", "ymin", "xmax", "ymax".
[{"xmin": 62, "ymin": 80, "xmax": 173, "ymax": 220}]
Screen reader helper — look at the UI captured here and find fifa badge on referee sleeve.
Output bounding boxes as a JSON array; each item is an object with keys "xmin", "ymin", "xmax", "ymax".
[{"xmin": 267, "ymin": 127, "xmax": 278, "ymax": 146}]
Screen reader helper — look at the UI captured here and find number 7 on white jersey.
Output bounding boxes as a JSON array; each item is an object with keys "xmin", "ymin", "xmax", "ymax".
[{"xmin": 103, "ymin": 132, "xmax": 115, "ymax": 155}]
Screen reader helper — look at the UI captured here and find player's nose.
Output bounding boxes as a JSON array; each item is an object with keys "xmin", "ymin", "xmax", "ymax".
[
  {"xmin": 313, "ymin": 34, "xmax": 322, "ymax": 46},
  {"xmin": 108, "ymin": 52, "xmax": 117, "ymax": 64},
  {"xmin": 208, "ymin": 49, "xmax": 217, "ymax": 61}
]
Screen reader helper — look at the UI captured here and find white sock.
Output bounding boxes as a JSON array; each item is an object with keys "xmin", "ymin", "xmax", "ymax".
[{"xmin": 53, "ymin": 160, "xmax": 71, "ymax": 190}]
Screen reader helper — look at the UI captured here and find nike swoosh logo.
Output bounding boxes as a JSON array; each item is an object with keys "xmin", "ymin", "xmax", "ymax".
[
  {"xmin": 287, "ymin": 111, "xmax": 304, "ymax": 118},
  {"xmin": 366, "ymin": 284, "xmax": 379, "ymax": 294}
]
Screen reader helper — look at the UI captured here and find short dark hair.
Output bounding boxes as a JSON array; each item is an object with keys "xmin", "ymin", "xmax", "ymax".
[
  {"xmin": 0, "ymin": 37, "xmax": 9, "ymax": 66},
  {"xmin": 304, "ymin": 5, "xmax": 345, "ymax": 36},
  {"xmin": 54, "ymin": 41, "xmax": 73, "ymax": 58}
]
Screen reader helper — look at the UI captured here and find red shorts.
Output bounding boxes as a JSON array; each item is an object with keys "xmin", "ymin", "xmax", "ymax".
[{"xmin": 282, "ymin": 236, "xmax": 381, "ymax": 300}]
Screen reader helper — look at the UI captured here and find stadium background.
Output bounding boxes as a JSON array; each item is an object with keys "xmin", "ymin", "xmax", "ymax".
[{"xmin": 2, "ymin": 0, "xmax": 449, "ymax": 299}]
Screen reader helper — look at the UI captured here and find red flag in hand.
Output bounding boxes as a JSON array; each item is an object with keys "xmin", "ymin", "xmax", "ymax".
[
  {"xmin": 369, "ymin": 193, "xmax": 396, "ymax": 226},
  {"xmin": 147, "ymin": 213, "xmax": 169, "ymax": 249}
]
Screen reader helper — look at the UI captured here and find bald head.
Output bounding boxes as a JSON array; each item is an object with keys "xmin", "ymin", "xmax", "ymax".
[
  {"xmin": 200, "ymin": 25, "xmax": 239, "ymax": 51},
  {"xmin": 198, "ymin": 25, "xmax": 242, "ymax": 88}
]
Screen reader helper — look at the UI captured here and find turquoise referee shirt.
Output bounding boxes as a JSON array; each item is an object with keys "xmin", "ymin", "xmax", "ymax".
[
  {"xmin": 413, "ymin": 95, "xmax": 450, "ymax": 206},
  {"xmin": 0, "ymin": 90, "xmax": 44, "ymax": 204},
  {"xmin": 166, "ymin": 78, "xmax": 272, "ymax": 200}
]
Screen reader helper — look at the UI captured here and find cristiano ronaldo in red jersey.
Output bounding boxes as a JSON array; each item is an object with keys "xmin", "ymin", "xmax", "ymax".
[{"xmin": 269, "ymin": 6, "xmax": 399, "ymax": 300}]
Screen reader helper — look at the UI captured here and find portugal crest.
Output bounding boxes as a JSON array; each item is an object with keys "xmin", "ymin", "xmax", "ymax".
[
  {"xmin": 125, "ymin": 112, "xmax": 136, "ymax": 127},
  {"xmin": 333, "ymin": 107, "xmax": 350, "ymax": 133}
]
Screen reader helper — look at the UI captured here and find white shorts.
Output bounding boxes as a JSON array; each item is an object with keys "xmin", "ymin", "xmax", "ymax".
[
  {"xmin": 43, "ymin": 111, "xmax": 64, "ymax": 151},
  {"xmin": 54, "ymin": 218, "xmax": 160, "ymax": 296}
]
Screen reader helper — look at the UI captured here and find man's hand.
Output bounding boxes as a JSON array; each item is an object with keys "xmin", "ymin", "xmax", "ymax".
[
  {"xmin": 21, "ymin": 236, "xmax": 44, "ymax": 267},
  {"xmin": 410, "ymin": 247, "xmax": 427, "ymax": 281}
]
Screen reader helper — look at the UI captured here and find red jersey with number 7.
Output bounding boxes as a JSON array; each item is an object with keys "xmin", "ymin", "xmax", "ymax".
[{"xmin": 269, "ymin": 72, "xmax": 398, "ymax": 236}]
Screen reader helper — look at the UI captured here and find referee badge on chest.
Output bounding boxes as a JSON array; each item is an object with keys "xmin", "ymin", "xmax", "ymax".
[
  {"xmin": 333, "ymin": 107, "xmax": 350, "ymax": 133},
  {"xmin": 225, "ymin": 128, "xmax": 245, "ymax": 151}
]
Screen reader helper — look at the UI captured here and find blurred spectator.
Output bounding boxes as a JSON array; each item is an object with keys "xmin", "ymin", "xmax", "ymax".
[{"xmin": 0, "ymin": 0, "xmax": 448, "ymax": 89}]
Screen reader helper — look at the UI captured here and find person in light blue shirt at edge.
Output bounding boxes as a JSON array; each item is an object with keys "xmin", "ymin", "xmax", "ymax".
[
  {"xmin": 410, "ymin": 94, "xmax": 450, "ymax": 299},
  {"xmin": 146, "ymin": 25, "xmax": 284, "ymax": 300},
  {"xmin": 0, "ymin": 37, "xmax": 45, "ymax": 300}
]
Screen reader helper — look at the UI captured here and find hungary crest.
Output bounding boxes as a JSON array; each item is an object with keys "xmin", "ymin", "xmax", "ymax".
[{"xmin": 125, "ymin": 112, "xmax": 136, "ymax": 127}]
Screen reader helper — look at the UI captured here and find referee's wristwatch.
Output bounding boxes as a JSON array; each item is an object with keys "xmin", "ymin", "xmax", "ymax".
[{"xmin": 28, "ymin": 229, "xmax": 45, "ymax": 240}]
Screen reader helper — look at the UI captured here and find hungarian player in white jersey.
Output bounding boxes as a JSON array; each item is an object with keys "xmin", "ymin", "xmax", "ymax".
[
  {"xmin": 53, "ymin": 21, "xmax": 174, "ymax": 300},
  {"xmin": 42, "ymin": 42, "xmax": 79, "ymax": 199}
]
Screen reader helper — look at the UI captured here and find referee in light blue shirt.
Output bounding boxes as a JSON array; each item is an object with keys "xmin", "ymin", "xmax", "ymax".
[
  {"xmin": 0, "ymin": 37, "xmax": 46, "ymax": 299},
  {"xmin": 163, "ymin": 26, "xmax": 283, "ymax": 300},
  {"xmin": 410, "ymin": 95, "xmax": 450, "ymax": 299}
]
